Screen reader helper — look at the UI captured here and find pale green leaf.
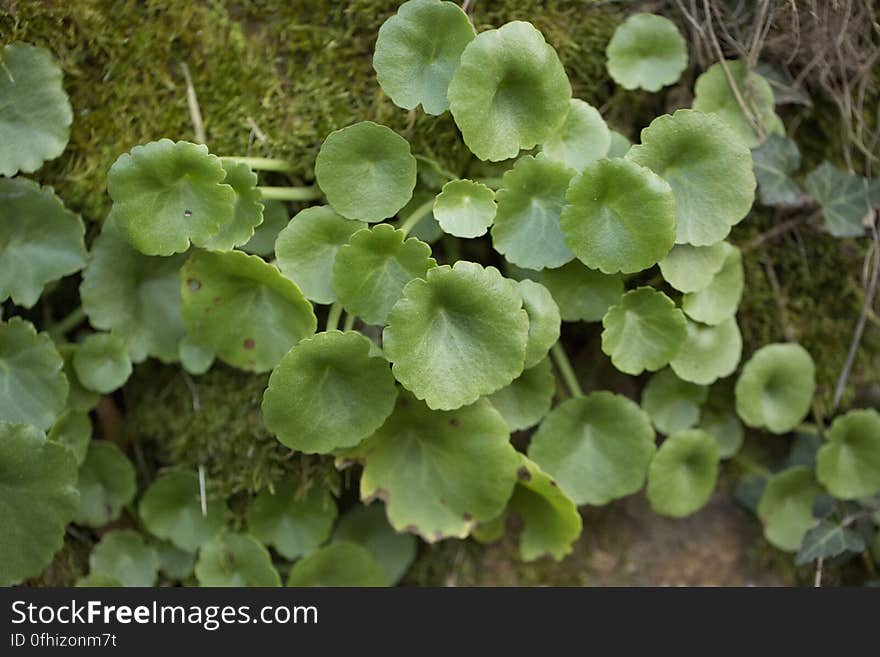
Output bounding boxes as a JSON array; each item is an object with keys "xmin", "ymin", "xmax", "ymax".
[
  {"xmin": 641, "ymin": 368, "xmax": 708, "ymax": 435},
  {"xmin": 488, "ymin": 357, "xmax": 556, "ymax": 432},
  {"xmin": 670, "ymin": 317, "xmax": 742, "ymax": 385},
  {"xmin": 433, "ymin": 179, "xmax": 496, "ymax": 238},
  {"xmin": 605, "ymin": 14, "xmax": 688, "ymax": 92},
  {"xmin": 681, "ymin": 243, "xmax": 744, "ymax": 326},
  {"xmin": 195, "ymin": 534, "xmax": 281, "ymax": 587},
  {"xmin": 332, "ymin": 503, "xmax": 417, "ymax": 585},
  {"xmin": 542, "ymin": 99, "xmax": 611, "ymax": 171},
  {"xmin": 139, "ymin": 471, "xmax": 225, "ymax": 552},
  {"xmin": 73, "ymin": 332, "xmax": 132, "ymax": 394},
  {"xmin": 75, "ymin": 440, "xmax": 136, "ymax": 527},
  {"xmin": 757, "ymin": 466, "xmax": 821, "ymax": 552},
  {"xmin": 287, "ymin": 541, "xmax": 387, "ymax": 587},
  {"xmin": 540, "ymin": 260, "xmax": 624, "ymax": 322},
  {"xmin": 89, "ymin": 530, "xmax": 159, "ymax": 587},
  {"xmin": 816, "ymin": 409, "xmax": 880, "ymax": 499},
  {"xmin": 647, "ymin": 429, "xmax": 719, "ymax": 517}
]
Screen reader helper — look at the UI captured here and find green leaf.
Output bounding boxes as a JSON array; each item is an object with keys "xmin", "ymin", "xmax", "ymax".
[
  {"xmin": 47, "ymin": 410, "xmax": 91, "ymax": 465},
  {"xmin": 180, "ymin": 249, "xmax": 317, "ymax": 372},
  {"xmin": 373, "ymin": 0, "xmax": 475, "ymax": 115},
  {"xmin": 76, "ymin": 573, "xmax": 123, "ymax": 587},
  {"xmin": 262, "ymin": 331, "xmax": 398, "ymax": 453},
  {"xmin": 332, "ymin": 503, "xmax": 417, "ymax": 585},
  {"xmin": 139, "ymin": 471, "xmax": 225, "ymax": 552},
  {"xmin": 627, "ymin": 109, "xmax": 756, "ymax": 246},
  {"xmin": 681, "ymin": 243, "xmax": 744, "ymax": 326},
  {"xmin": 670, "ymin": 317, "xmax": 742, "ymax": 385},
  {"xmin": 561, "ymin": 157, "xmax": 676, "ymax": 274},
  {"xmin": 333, "ymin": 224, "xmax": 436, "ymax": 326},
  {"xmin": 287, "ymin": 541, "xmax": 388, "ymax": 587},
  {"xmin": 698, "ymin": 401, "xmax": 744, "ymax": 459},
  {"xmin": 275, "ymin": 205, "xmax": 366, "ymax": 304},
  {"xmin": 516, "ymin": 279, "xmax": 561, "ymax": 368},
  {"xmin": 601, "ymin": 287, "xmax": 687, "ymax": 375},
  {"xmin": 757, "ymin": 466, "xmax": 822, "ymax": 552},
  {"xmin": 0, "ymin": 422, "xmax": 78, "ymax": 586},
  {"xmin": 75, "ymin": 440, "xmax": 136, "ymax": 527},
  {"xmin": 795, "ymin": 520, "xmax": 866, "ymax": 566},
  {"xmin": 804, "ymin": 161, "xmax": 880, "ymax": 237},
  {"xmin": 752, "ymin": 134, "xmax": 802, "ymax": 206},
  {"xmin": 107, "ymin": 139, "xmax": 236, "ymax": 255},
  {"xmin": 816, "ymin": 409, "xmax": 880, "ymax": 499},
  {"xmin": 178, "ymin": 335, "xmax": 215, "ymax": 375},
  {"xmin": 658, "ymin": 243, "xmax": 728, "ymax": 294},
  {"xmin": 647, "ymin": 429, "xmax": 719, "ymax": 517},
  {"xmin": 315, "ymin": 121, "xmax": 417, "ymax": 222},
  {"xmin": 0, "ymin": 42, "xmax": 72, "ymax": 176},
  {"xmin": 641, "ymin": 368, "xmax": 708, "ymax": 435},
  {"xmin": 540, "ymin": 260, "xmax": 624, "ymax": 322},
  {"xmin": 341, "ymin": 393, "xmax": 519, "ymax": 541},
  {"xmin": 692, "ymin": 60, "xmax": 784, "ymax": 148},
  {"xmin": 155, "ymin": 540, "xmax": 196, "ymax": 580},
  {"xmin": 488, "ymin": 357, "xmax": 556, "ymax": 432},
  {"xmin": 0, "ymin": 318, "xmax": 67, "ymax": 430},
  {"xmin": 510, "ymin": 455, "xmax": 582, "ymax": 562},
  {"xmin": 384, "ymin": 261, "xmax": 529, "ymax": 410},
  {"xmin": 202, "ymin": 160, "xmax": 264, "ymax": 250},
  {"xmin": 195, "ymin": 533, "xmax": 281, "ymax": 587},
  {"xmin": 433, "ymin": 179, "xmax": 496, "ymax": 238},
  {"xmin": 73, "ymin": 333, "xmax": 133, "ymax": 394},
  {"xmin": 89, "ymin": 530, "xmax": 159, "ymax": 587},
  {"xmin": 542, "ymin": 99, "xmax": 611, "ymax": 171},
  {"xmin": 735, "ymin": 343, "xmax": 815, "ymax": 434},
  {"xmin": 528, "ymin": 392, "xmax": 656, "ymax": 506},
  {"xmin": 605, "ymin": 13, "xmax": 687, "ymax": 92},
  {"xmin": 80, "ymin": 218, "xmax": 187, "ymax": 363},
  {"xmin": 0, "ymin": 177, "xmax": 86, "ymax": 308},
  {"xmin": 448, "ymin": 21, "xmax": 571, "ymax": 161},
  {"xmin": 471, "ymin": 514, "xmax": 506, "ymax": 544},
  {"xmin": 241, "ymin": 199, "xmax": 288, "ymax": 256},
  {"xmin": 491, "ymin": 155, "xmax": 575, "ymax": 270},
  {"xmin": 607, "ymin": 130, "xmax": 631, "ymax": 158},
  {"xmin": 58, "ymin": 345, "xmax": 99, "ymax": 412}
]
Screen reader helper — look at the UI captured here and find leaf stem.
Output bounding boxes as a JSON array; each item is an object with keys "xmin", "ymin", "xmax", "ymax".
[
  {"xmin": 258, "ymin": 186, "xmax": 323, "ymax": 201},
  {"xmin": 550, "ymin": 342, "xmax": 583, "ymax": 398},
  {"xmin": 413, "ymin": 154, "xmax": 458, "ymax": 181},
  {"xmin": 397, "ymin": 199, "xmax": 434, "ymax": 237},
  {"xmin": 222, "ymin": 156, "xmax": 295, "ymax": 173},
  {"xmin": 342, "ymin": 312, "xmax": 356, "ymax": 332},
  {"xmin": 48, "ymin": 306, "xmax": 87, "ymax": 338},
  {"xmin": 325, "ymin": 303, "xmax": 343, "ymax": 332}
]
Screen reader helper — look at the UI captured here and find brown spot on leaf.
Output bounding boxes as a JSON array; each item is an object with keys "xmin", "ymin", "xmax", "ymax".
[
  {"xmin": 462, "ymin": 512, "xmax": 473, "ymax": 522},
  {"xmin": 243, "ymin": 338, "xmax": 255, "ymax": 350},
  {"xmin": 213, "ymin": 297, "xmax": 222, "ymax": 305},
  {"xmin": 449, "ymin": 417, "xmax": 460, "ymax": 427},
  {"xmin": 517, "ymin": 466, "xmax": 532, "ymax": 482},
  {"xmin": 187, "ymin": 278, "xmax": 201, "ymax": 291},
  {"xmin": 549, "ymin": 480, "xmax": 558, "ymax": 487},
  {"xmin": 403, "ymin": 525, "xmax": 419, "ymax": 535},
  {"xmin": 184, "ymin": 209, "xmax": 192, "ymax": 217}
]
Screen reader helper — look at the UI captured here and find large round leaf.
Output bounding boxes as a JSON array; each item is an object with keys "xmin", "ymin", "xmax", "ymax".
[
  {"xmin": 448, "ymin": 21, "xmax": 571, "ymax": 161},
  {"xmin": 139, "ymin": 471, "xmax": 225, "ymax": 552},
  {"xmin": 332, "ymin": 503, "xmax": 417, "ymax": 585},
  {"xmin": 0, "ymin": 422, "xmax": 78, "ymax": 586},
  {"xmin": 89, "ymin": 530, "xmax": 159, "ymax": 587},
  {"xmin": 735, "ymin": 343, "xmax": 815, "ymax": 434},
  {"xmin": 757, "ymin": 466, "xmax": 821, "ymax": 552},
  {"xmin": 0, "ymin": 177, "xmax": 86, "ymax": 308},
  {"xmin": 641, "ymin": 368, "xmax": 708, "ymax": 435},
  {"xmin": 627, "ymin": 109, "xmax": 756, "ymax": 246},
  {"xmin": 542, "ymin": 99, "xmax": 610, "ymax": 171},
  {"xmin": 107, "ymin": 139, "xmax": 236, "ymax": 255},
  {"xmin": 0, "ymin": 318, "xmax": 67, "ymax": 431},
  {"xmin": 314, "ymin": 121, "xmax": 417, "ymax": 222},
  {"xmin": 488, "ymin": 357, "xmax": 556, "ymax": 432},
  {"xmin": 373, "ymin": 0, "xmax": 475, "ymax": 115},
  {"xmin": 195, "ymin": 534, "xmax": 280, "ymax": 587},
  {"xmin": 517, "ymin": 280, "xmax": 561, "ymax": 368},
  {"xmin": 275, "ymin": 205, "xmax": 366, "ymax": 304},
  {"xmin": 433, "ymin": 179, "xmax": 496, "ymax": 238},
  {"xmin": 341, "ymin": 393, "xmax": 519, "ymax": 541},
  {"xmin": 601, "ymin": 287, "xmax": 687, "ymax": 375},
  {"xmin": 681, "ymin": 243, "xmax": 743, "ymax": 326},
  {"xmin": 75, "ymin": 440, "xmax": 136, "ymax": 527},
  {"xmin": 528, "ymin": 392, "xmax": 656, "ymax": 506},
  {"xmin": 0, "ymin": 42, "xmax": 72, "ymax": 176},
  {"xmin": 605, "ymin": 13, "xmax": 688, "ymax": 92},
  {"xmin": 491, "ymin": 155, "xmax": 575, "ymax": 270},
  {"xmin": 73, "ymin": 333, "xmax": 132, "ymax": 394},
  {"xmin": 262, "ymin": 331, "xmax": 398, "ymax": 453},
  {"xmin": 48, "ymin": 410, "xmax": 91, "ymax": 465},
  {"xmin": 180, "ymin": 250, "xmax": 316, "ymax": 372},
  {"xmin": 383, "ymin": 261, "xmax": 529, "ymax": 410},
  {"xmin": 287, "ymin": 541, "xmax": 387, "ymax": 587},
  {"xmin": 540, "ymin": 260, "xmax": 624, "ymax": 322},
  {"xmin": 202, "ymin": 160, "xmax": 264, "ymax": 250},
  {"xmin": 670, "ymin": 317, "xmax": 742, "ymax": 385},
  {"xmin": 647, "ymin": 429, "xmax": 719, "ymax": 517},
  {"xmin": 333, "ymin": 224, "xmax": 436, "ymax": 326},
  {"xmin": 659, "ymin": 242, "xmax": 728, "ymax": 294},
  {"xmin": 561, "ymin": 157, "xmax": 676, "ymax": 274},
  {"xmin": 816, "ymin": 409, "xmax": 880, "ymax": 499}
]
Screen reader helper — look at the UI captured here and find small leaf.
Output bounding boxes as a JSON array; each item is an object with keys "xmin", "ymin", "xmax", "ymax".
[
  {"xmin": 647, "ymin": 429, "xmax": 719, "ymax": 517},
  {"xmin": 516, "ymin": 279, "xmax": 560, "ymax": 368},
  {"xmin": 540, "ymin": 260, "xmax": 624, "ymax": 322},
  {"xmin": 752, "ymin": 134, "xmax": 802, "ymax": 206},
  {"xmin": 670, "ymin": 317, "xmax": 743, "ymax": 385},
  {"xmin": 139, "ymin": 471, "xmax": 225, "ymax": 552},
  {"xmin": 287, "ymin": 541, "xmax": 387, "ymax": 587},
  {"xmin": 178, "ymin": 335, "xmax": 215, "ymax": 375},
  {"xmin": 89, "ymin": 530, "xmax": 159, "ymax": 587},
  {"xmin": 155, "ymin": 540, "xmax": 196, "ymax": 580},
  {"xmin": 561, "ymin": 157, "xmax": 676, "ymax": 274},
  {"xmin": 75, "ymin": 440, "xmax": 136, "ymax": 527},
  {"xmin": 275, "ymin": 205, "xmax": 366, "ymax": 304},
  {"xmin": 333, "ymin": 503, "xmax": 417, "ymax": 585},
  {"xmin": 757, "ymin": 466, "xmax": 822, "ymax": 552},
  {"xmin": 698, "ymin": 405, "xmax": 744, "ymax": 460},
  {"xmin": 528, "ymin": 392, "xmax": 656, "ymax": 506},
  {"xmin": 383, "ymin": 261, "xmax": 529, "ymax": 410},
  {"xmin": 804, "ymin": 161, "xmax": 880, "ymax": 237},
  {"xmin": 433, "ymin": 179, "xmax": 496, "ymax": 238},
  {"xmin": 195, "ymin": 534, "xmax": 281, "ymax": 587},
  {"xmin": 659, "ymin": 242, "xmax": 728, "ymax": 294},
  {"xmin": 73, "ymin": 332, "xmax": 133, "ymax": 394},
  {"xmin": 202, "ymin": 160, "xmax": 264, "ymax": 250},
  {"xmin": 314, "ymin": 121, "xmax": 417, "ymax": 222},
  {"xmin": 241, "ymin": 199, "xmax": 288, "ymax": 256},
  {"xmin": 816, "ymin": 409, "xmax": 880, "ymax": 500},
  {"xmin": 448, "ymin": 21, "xmax": 571, "ymax": 161},
  {"xmin": 542, "ymin": 99, "xmax": 611, "ymax": 171},
  {"xmin": 735, "ymin": 343, "xmax": 815, "ymax": 434},
  {"xmin": 47, "ymin": 410, "xmax": 91, "ymax": 465},
  {"xmin": 373, "ymin": 0, "xmax": 475, "ymax": 115},
  {"xmin": 180, "ymin": 250, "xmax": 317, "ymax": 372},
  {"xmin": 605, "ymin": 13, "xmax": 688, "ymax": 92},
  {"xmin": 641, "ymin": 368, "xmax": 708, "ymax": 435},
  {"xmin": 488, "ymin": 357, "xmax": 556, "ymax": 432},
  {"xmin": 681, "ymin": 243, "xmax": 744, "ymax": 326},
  {"xmin": 601, "ymin": 287, "xmax": 687, "ymax": 375},
  {"xmin": 795, "ymin": 520, "xmax": 866, "ymax": 566},
  {"xmin": 263, "ymin": 331, "xmax": 398, "ymax": 453}
]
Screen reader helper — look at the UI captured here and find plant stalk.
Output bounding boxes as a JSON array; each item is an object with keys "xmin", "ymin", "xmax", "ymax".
[
  {"xmin": 48, "ymin": 306, "xmax": 87, "ymax": 338},
  {"xmin": 325, "ymin": 303, "xmax": 343, "ymax": 332},
  {"xmin": 222, "ymin": 156, "xmax": 295, "ymax": 173},
  {"xmin": 397, "ymin": 199, "xmax": 434, "ymax": 237},
  {"xmin": 258, "ymin": 186, "xmax": 322, "ymax": 201},
  {"xmin": 342, "ymin": 313, "xmax": 356, "ymax": 332},
  {"xmin": 550, "ymin": 342, "xmax": 583, "ymax": 398}
]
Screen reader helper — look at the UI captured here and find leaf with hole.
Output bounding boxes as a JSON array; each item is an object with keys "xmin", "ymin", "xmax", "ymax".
[
  {"xmin": 75, "ymin": 440, "xmax": 136, "ymax": 527},
  {"xmin": 540, "ymin": 260, "xmax": 624, "ymax": 322},
  {"xmin": 641, "ymin": 368, "xmax": 708, "ymax": 435},
  {"xmin": 287, "ymin": 541, "xmax": 387, "ymax": 587},
  {"xmin": 89, "ymin": 530, "xmax": 159, "ymax": 587},
  {"xmin": 433, "ymin": 179, "xmax": 496, "ymax": 238},
  {"xmin": 73, "ymin": 333, "xmax": 132, "ymax": 394},
  {"xmin": 488, "ymin": 357, "xmax": 556, "ymax": 432},
  {"xmin": 816, "ymin": 409, "xmax": 880, "ymax": 500},
  {"xmin": 333, "ymin": 503, "xmax": 417, "ymax": 585},
  {"xmin": 542, "ymin": 99, "xmax": 610, "ymax": 171},
  {"xmin": 757, "ymin": 466, "xmax": 821, "ymax": 552},
  {"xmin": 647, "ymin": 429, "xmax": 719, "ymax": 517},
  {"xmin": 805, "ymin": 161, "xmax": 880, "ymax": 238},
  {"xmin": 681, "ymin": 243, "xmax": 743, "ymax": 326},
  {"xmin": 195, "ymin": 534, "xmax": 281, "ymax": 587},
  {"xmin": 139, "ymin": 471, "xmax": 225, "ymax": 552}
]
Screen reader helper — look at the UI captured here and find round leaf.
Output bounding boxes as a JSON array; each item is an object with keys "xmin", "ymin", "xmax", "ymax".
[
  {"xmin": 627, "ymin": 109, "xmax": 756, "ymax": 246},
  {"xmin": 155, "ymin": 541, "xmax": 196, "ymax": 581},
  {"xmin": 528, "ymin": 392, "xmax": 656, "ymax": 506},
  {"xmin": 241, "ymin": 199, "xmax": 288, "ymax": 256},
  {"xmin": 58, "ymin": 345, "xmax": 100, "ymax": 413},
  {"xmin": 757, "ymin": 466, "xmax": 821, "ymax": 552},
  {"xmin": 641, "ymin": 368, "xmax": 708, "ymax": 435},
  {"xmin": 202, "ymin": 160, "xmax": 264, "ymax": 250},
  {"xmin": 139, "ymin": 471, "xmax": 225, "ymax": 552},
  {"xmin": 47, "ymin": 410, "xmax": 91, "ymax": 465},
  {"xmin": 647, "ymin": 429, "xmax": 719, "ymax": 517},
  {"xmin": 373, "ymin": 0, "xmax": 475, "ymax": 115},
  {"xmin": 816, "ymin": 409, "xmax": 880, "ymax": 499},
  {"xmin": 287, "ymin": 541, "xmax": 387, "ymax": 587},
  {"xmin": 178, "ymin": 335, "xmax": 215, "ymax": 375},
  {"xmin": 601, "ymin": 287, "xmax": 687, "ymax": 375},
  {"xmin": 333, "ymin": 503, "xmax": 417, "ymax": 585},
  {"xmin": 607, "ymin": 130, "xmax": 632, "ymax": 158},
  {"xmin": 659, "ymin": 242, "xmax": 728, "ymax": 293},
  {"xmin": 540, "ymin": 260, "xmax": 624, "ymax": 322},
  {"xmin": 681, "ymin": 243, "xmax": 744, "ymax": 326},
  {"xmin": 433, "ymin": 179, "xmax": 496, "ymax": 238},
  {"xmin": 262, "ymin": 331, "xmax": 398, "ymax": 453},
  {"xmin": 75, "ymin": 441, "xmax": 136, "ymax": 527},
  {"xmin": 542, "ymin": 99, "xmax": 611, "ymax": 171},
  {"xmin": 0, "ymin": 422, "xmax": 78, "ymax": 586},
  {"xmin": 561, "ymin": 157, "xmax": 676, "ymax": 274},
  {"xmin": 180, "ymin": 249, "xmax": 317, "ymax": 372},
  {"xmin": 735, "ymin": 343, "xmax": 815, "ymax": 434},
  {"xmin": 517, "ymin": 279, "xmax": 561, "ymax": 368},
  {"xmin": 73, "ymin": 332, "xmax": 133, "ymax": 394},
  {"xmin": 314, "ymin": 121, "xmax": 417, "ymax": 222},
  {"xmin": 195, "ymin": 534, "xmax": 280, "ymax": 587},
  {"xmin": 699, "ymin": 405, "xmax": 744, "ymax": 460},
  {"xmin": 670, "ymin": 317, "xmax": 742, "ymax": 385},
  {"xmin": 89, "ymin": 530, "xmax": 159, "ymax": 587},
  {"xmin": 605, "ymin": 13, "xmax": 688, "ymax": 92},
  {"xmin": 383, "ymin": 261, "xmax": 529, "ymax": 410},
  {"xmin": 488, "ymin": 357, "xmax": 556, "ymax": 432},
  {"xmin": 448, "ymin": 21, "xmax": 571, "ymax": 161},
  {"xmin": 275, "ymin": 205, "xmax": 366, "ymax": 304}
]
